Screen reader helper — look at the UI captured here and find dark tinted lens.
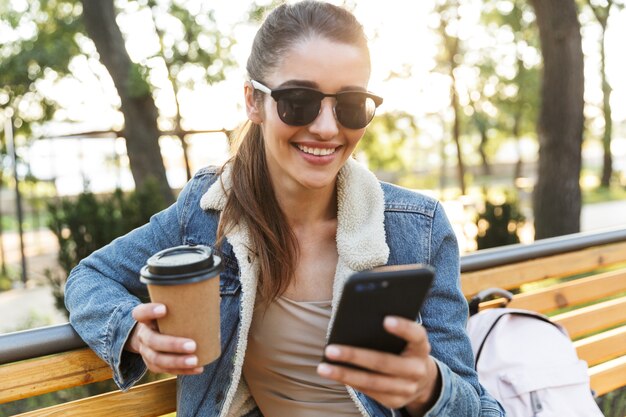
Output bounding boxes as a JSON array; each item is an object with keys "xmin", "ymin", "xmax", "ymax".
[
  {"xmin": 276, "ymin": 89, "xmax": 322, "ymax": 126},
  {"xmin": 335, "ymin": 93, "xmax": 377, "ymax": 129}
]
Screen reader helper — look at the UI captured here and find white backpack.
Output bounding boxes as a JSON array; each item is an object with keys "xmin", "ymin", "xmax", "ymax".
[{"xmin": 466, "ymin": 289, "xmax": 604, "ymax": 417}]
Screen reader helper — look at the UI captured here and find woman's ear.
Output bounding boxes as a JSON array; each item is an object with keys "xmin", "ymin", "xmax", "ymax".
[{"xmin": 245, "ymin": 82, "xmax": 263, "ymax": 124}]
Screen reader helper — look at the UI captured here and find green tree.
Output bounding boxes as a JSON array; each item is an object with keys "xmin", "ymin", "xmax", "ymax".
[
  {"xmin": 81, "ymin": 0, "xmax": 174, "ymax": 204},
  {"xmin": 0, "ymin": 0, "xmax": 81, "ymax": 138},
  {"xmin": 0, "ymin": 1, "xmax": 234, "ymax": 203},
  {"xmin": 583, "ymin": 0, "xmax": 625, "ymax": 187},
  {"xmin": 480, "ymin": 0, "xmax": 541, "ymax": 180},
  {"xmin": 145, "ymin": 0, "xmax": 236, "ymax": 180},
  {"xmin": 358, "ymin": 111, "xmax": 418, "ymax": 183},
  {"xmin": 466, "ymin": 64, "xmax": 496, "ymax": 177},
  {"xmin": 432, "ymin": 0, "xmax": 468, "ymax": 195},
  {"xmin": 0, "ymin": 134, "xmax": 7, "ymax": 280},
  {"xmin": 530, "ymin": 0, "xmax": 585, "ymax": 239}
]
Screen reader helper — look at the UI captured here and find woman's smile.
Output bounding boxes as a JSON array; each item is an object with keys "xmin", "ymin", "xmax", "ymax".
[
  {"xmin": 295, "ymin": 144, "xmax": 339, "ymax": 156},
  {"xmin": 293, "ymin": 142, "xmax": 342, "ymax": 165}
]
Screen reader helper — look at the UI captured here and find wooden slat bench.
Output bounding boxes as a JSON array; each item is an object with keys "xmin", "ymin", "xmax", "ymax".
[
  {"xmin": 1, "ymin": 227, "xmax": 625, "ymax": 416},
  {"xmin": 461, "ymin": 228, "xmax": 626, "ymax": 397}
]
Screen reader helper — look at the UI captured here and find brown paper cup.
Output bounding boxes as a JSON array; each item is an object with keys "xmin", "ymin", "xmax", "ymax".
[
  {"xmin": 146, "ymin": 276, "xmax": 221, "ymax": 366},
  {"xmin": 140, "ymin": 245, "xmax": 223, "ymax": 367}
]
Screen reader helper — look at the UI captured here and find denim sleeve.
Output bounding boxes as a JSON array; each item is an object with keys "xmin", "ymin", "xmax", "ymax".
[
  {"xmin": 64, "ymin": 179, "xmax": 197, "ymax": 390},
  {"xmin": 419, "ymin": 203, "xmax": 505, "ymax": 417}
]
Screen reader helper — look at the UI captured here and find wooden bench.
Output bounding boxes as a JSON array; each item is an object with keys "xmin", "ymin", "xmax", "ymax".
[{"xmin": 1, "ymin": 227, "xmax": 626, "ymax": 416}]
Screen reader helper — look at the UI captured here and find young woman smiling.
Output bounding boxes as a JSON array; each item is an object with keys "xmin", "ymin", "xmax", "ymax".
[{"xmin": 65, "ymin": 2, "xmax": 504, "ymax": 416}]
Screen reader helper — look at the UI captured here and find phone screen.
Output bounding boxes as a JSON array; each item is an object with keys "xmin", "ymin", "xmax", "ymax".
[{"xmin": 324, "ymin": 264, "xmax": 434, "ymax": 366}]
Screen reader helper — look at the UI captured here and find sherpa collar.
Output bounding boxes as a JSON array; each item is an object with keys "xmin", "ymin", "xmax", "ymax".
[
  {"xmin": 200, "ymin": 157, "xmax": 390, "ymax": 273},
  {"xmin": 199, "ymin": 157, "xmax": 389, "ymax": 417}
]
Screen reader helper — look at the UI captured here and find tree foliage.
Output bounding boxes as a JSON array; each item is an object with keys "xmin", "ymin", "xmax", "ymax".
[
  {"xmin": 358, "ymin": 111, "xmax": 419, "ymax": 182},
  {"xmin": 431, "ymin": 0, "xmax": 468, "ymax": 195},
  {"xmin": 478, "ymin": 0, "xmax": 541, "ymax": 178},
  {"xmin": 0, "ymin": 0, "xmax": 235, "ymax": 201},
  {"xmin": 0, "ymin": 0, "xmax": 83, "ymax": 137},
  {"xmin": 143, "ymin": 0, "xmax": 236, "ymax": 180}
]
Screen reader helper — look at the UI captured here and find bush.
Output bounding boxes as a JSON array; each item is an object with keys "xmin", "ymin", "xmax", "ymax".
[
  {"xmin": 46, "ymin": 178, "xmax": 168, "ymax": 316},
  {"xmin": 597, "ymin": 385, "xmax": 626, "ymax": 417},
  {"xmin": 475, "ymin": 193, "xmax": 525, "ymax": 250},
  {"xmin": 0, "ymin": 269, "xmax": 14, "ymax": 291}
]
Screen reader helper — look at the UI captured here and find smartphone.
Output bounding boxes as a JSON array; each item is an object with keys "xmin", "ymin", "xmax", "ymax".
[{"xmin": 324, "ymin": 264, "xmax": 434, "ymax": 367}]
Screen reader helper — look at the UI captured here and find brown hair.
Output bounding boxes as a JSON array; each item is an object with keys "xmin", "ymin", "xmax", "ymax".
[{"xmin": 217, "ymin": 1, "xmax": 370, "ymax": 303}]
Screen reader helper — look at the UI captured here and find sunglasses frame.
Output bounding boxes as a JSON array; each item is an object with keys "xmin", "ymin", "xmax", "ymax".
[{"xmin": 250, "ymin": 79, "xmax": 383, "ymax": 129}]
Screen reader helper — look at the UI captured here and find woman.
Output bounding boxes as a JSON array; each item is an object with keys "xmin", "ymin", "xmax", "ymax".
[{"xmin": 65, "ymin": 2, "xmax": 504, "ymax": 416}]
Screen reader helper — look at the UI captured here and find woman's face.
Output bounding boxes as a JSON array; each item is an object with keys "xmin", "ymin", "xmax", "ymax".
[{"xmin": 247, "ymin": 36, "xmax": 372, "ymax": 195}]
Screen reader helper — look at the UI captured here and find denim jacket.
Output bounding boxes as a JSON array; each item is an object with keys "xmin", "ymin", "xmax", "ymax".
[{"xmin": 65, "ymin": 158, "xmax": 505, "ymax": 417}]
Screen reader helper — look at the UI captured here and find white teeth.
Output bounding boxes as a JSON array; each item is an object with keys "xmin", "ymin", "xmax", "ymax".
[{"xmin": 296, "ymin": 145, "xmax": 337, "ymax": 156}]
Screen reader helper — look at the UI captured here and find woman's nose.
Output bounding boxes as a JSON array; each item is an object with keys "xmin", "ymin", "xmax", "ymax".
[{"xmin": 308, "ymin": 99, "xmax": 339, "ymax": 139}]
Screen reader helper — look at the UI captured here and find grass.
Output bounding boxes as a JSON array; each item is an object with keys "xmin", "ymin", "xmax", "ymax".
[
  {"xmin": 582, "ymin": 184, "xmax": 626, "ymax": 205},
  {"xmin": 0, "ymin": 212, "xmax": 50, "ymax": 233}
]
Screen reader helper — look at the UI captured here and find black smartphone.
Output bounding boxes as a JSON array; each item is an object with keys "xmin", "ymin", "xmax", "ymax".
[{"xmin": 324, "ymin": 264, "xmax": 434, "ymax": 367}]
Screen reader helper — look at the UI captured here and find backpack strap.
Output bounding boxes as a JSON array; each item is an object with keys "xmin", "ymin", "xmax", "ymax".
[
  {"xmin": 471, "ymin": 308, "xmax": 566, "ymax": 367},
  {"xmin": 468, "ymin": 288, "xmax": 514, "ymax": 316}
]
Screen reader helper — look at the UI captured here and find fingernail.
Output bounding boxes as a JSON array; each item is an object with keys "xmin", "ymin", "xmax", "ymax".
[
  {"xmin": 325, "ymin": 345, "xmax": 341, "ymax": 358},
  {"xmin": 317, "ymin": 363, "xmax": 332, "ymax": 376},
  {"xmin": 385, "ymin": 317, "xmax": 399, "ymax": 328},
  {"xmin": 183, "ymin": 341, "xmax": 196, "ymax": 352},
  {"xmin": 185, "ymin": 356, "xmax": 198, "ymax": 366},
  {"xmin": 153, "ymin": 305, "xmax": 166, "ymax": 315}
]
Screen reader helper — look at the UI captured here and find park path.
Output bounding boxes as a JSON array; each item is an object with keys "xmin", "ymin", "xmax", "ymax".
[
  {"xmin": 0, "ymin": 199, "xmax": 625, "ymax": 333},
  {"xmin": 581, "ymin": 199, "xmax": 626, "ymax": 231},
  {"xmin": 0, "ymin": 229, "xmax": 65, "ymax": 332}
]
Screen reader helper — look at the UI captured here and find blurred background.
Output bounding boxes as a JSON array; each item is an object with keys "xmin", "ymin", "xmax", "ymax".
[
  {"xmin": 1, "ymin": 0, "xmax": 626, "ymax": 414},
  {"xmin": 0, "ymin": 0, "xmax": 625, "ymax": 342}
]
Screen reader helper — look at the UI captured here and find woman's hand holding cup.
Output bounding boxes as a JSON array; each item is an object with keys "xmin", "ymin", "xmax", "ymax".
[
  {"xmin": 129, "ymin": 245, "xmax": 223, "ymax": 374},
  {"xmin": 126, "ymin": 303, "xmax": 204, "ymax": 375}
]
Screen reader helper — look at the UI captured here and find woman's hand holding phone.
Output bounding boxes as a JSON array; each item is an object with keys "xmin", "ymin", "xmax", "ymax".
[
  {"xmin": 317, "ymin": 264, "xmax": 440, "ymax": 414},
  {"xmin": 317, "ymin": 316, "xmax": 441, "ymax": 415}
]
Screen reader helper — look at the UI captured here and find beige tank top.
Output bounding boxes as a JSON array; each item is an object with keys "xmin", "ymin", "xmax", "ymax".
[{"xmin": 243, "ymin": 296, "xmax": 361, "ymax": 416}]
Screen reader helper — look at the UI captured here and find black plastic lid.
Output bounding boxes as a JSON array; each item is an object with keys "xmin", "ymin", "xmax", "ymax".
[{"xmin": 140, "ymin": 245, "xmax": 223, "ymax": 285}]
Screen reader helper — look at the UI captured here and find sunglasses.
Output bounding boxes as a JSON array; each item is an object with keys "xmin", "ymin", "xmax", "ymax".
[{"xmin": 250, "ymin": 80, "xmax": 383, "ymax": 129}]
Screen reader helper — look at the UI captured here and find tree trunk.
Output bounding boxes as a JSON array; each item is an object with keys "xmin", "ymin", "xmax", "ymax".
[
  {"xmin": 450, "ymin": 76, "xmax": 467, "ymax": 195},
  {"xmin": 81, "ymin": 0, "xmax": 174, "ymax": 205},
  {"xmin": 513, "ymin": 57, "xmax": 525, "ymax": 181},
  {"xmin": 439, "ymin": 117, "xmax": 448, "ymax": 193},
  {"xmin": 435, "ymin": 1, "xmax": 466, "ymax": 196},
  {"xmin": 0, "ymin": 167, "xmax": 6, "ymax": 277},
  {"xmin": 586, "ymin": 0, "xmax": 614, "ymax": 188},
  {"xmin": 530, "ymin": 0, "xmax": 584, "ymax": 240},
  {"xmin": 478, "ymin": 129, "xmax": 491, "ymax": 176},
  {"xmin": 599, "ymin": 24, "xmax": 613, "ymax": 187},
  {"xmin": 446, "ymin": 29, "xmax": 466, "ymax": 195},
  {"xmin": 148, "ymin": 1, "xmax": 192, "ymax": 182}
]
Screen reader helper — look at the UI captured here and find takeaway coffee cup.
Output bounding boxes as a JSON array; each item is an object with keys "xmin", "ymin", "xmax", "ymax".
[{"xmin": 140, "ymin": 245, "xmax": 223, "ymax": 366}]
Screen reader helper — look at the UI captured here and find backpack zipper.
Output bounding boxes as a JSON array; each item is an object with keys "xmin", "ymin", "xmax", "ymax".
[{"xmin": 530, "ymin": 391, "xmax": 543, "ymax": 415}]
